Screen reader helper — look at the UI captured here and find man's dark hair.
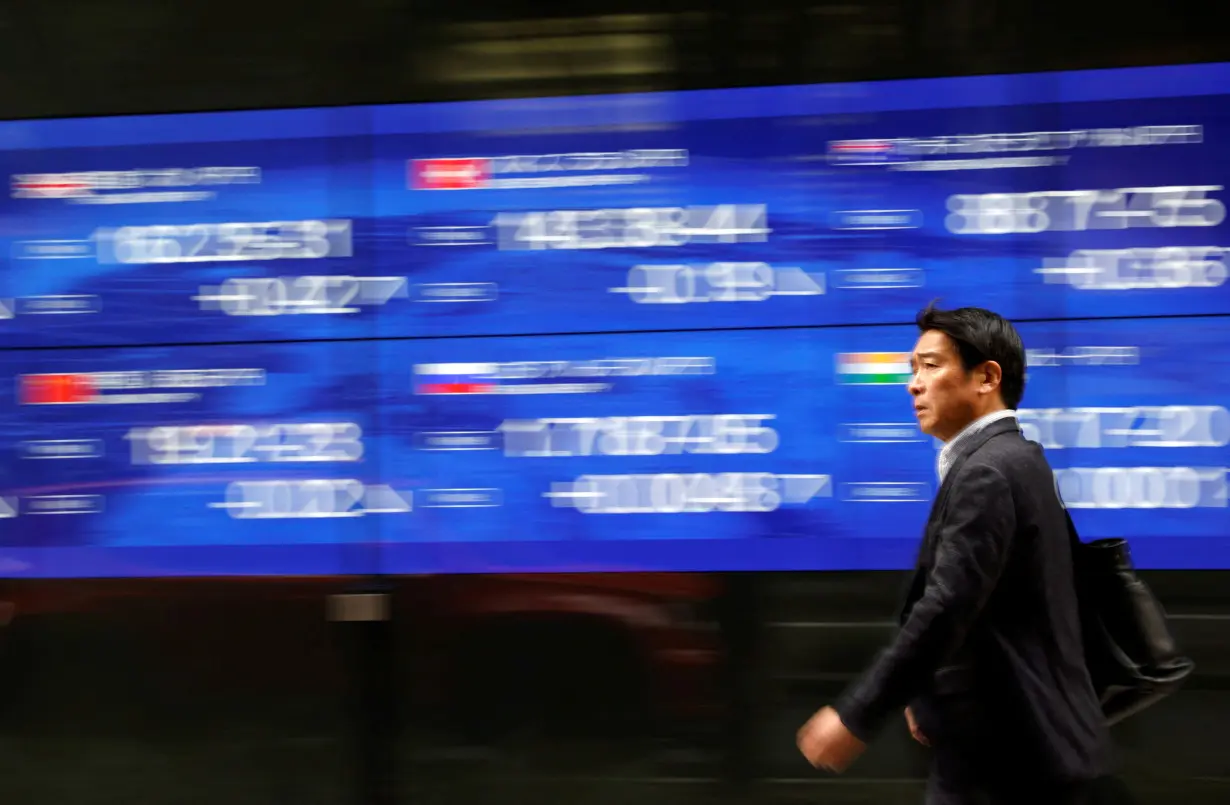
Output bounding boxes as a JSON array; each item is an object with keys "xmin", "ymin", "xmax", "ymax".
[{"xmin": 915, "ymin": 302, "xmax": 1026, "ymax": 409}]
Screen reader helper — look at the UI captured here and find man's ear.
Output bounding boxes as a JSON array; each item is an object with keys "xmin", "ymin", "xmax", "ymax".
[{"xmin": 979, "ymin": 360, "xmax": 1003, "ymax": 394}]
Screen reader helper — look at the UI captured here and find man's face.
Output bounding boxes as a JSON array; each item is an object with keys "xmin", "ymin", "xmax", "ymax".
[{"xmin": 908, "ymin": 330, "xmax": 983, "ymax": 442}]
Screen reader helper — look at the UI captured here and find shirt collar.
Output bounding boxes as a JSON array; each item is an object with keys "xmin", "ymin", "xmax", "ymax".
[{"xmin": 937, "ymin": 409, "xmax": 1017, "ymax": 482}]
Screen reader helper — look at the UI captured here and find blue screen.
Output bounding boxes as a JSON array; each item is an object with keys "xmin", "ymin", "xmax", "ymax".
[
  {"xmin": 0, "ymin": 341, "xmax": 387, "ymax": 575},
  {"xmin": 1, "ymin": 62, "xmax": 1228, "ymax": 576}
]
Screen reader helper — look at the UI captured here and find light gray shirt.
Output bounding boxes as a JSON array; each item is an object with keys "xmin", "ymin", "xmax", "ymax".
[{"xmin": 937, "ymin": 409, "xmax": 1018, "ymax": 483}]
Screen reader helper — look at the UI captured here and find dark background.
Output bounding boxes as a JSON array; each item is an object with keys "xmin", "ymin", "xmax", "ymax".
[
  {"xmin": 1, "ymin": 0, "xmax": 1226, "ymax": 118},
  {"xmin": 1, "ymin": 2, "xmax": 1229, "ymax": 803}
]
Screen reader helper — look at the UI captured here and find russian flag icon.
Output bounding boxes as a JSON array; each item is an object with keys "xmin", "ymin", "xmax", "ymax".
[{"xmin": 414, "ymin": 363, "xmax": 499, "ymax": 395}]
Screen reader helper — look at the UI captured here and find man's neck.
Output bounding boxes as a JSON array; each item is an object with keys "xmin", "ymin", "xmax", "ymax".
[
  {"xmin": 941, "ymin": 406, "xmax": 1011, "ymax": 444},
  {"xmin": 936, "ymin": 408, "xmax": 1016, "ymax": 481}
]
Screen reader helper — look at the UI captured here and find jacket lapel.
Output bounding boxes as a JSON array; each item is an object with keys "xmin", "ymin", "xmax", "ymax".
[
  {"xmin": 899, "ymin": 416, "xmax": 1022, "ymax": 620},
  {"xmin": 927, "ymin": 416, "xmax": 1022, "ymax": 541}
]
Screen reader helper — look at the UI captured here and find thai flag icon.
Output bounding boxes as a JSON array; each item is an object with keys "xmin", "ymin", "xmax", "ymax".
[
  {"xmin": 826, "ymin": 140, "xmax": 896, "ymax": 164},
  {"xmin": 11, "ymin": 174, "xmax": 95, "ymax": 199}
]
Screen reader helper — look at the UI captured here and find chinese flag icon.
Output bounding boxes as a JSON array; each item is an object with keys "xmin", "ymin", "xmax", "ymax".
[{"xmin": 19, "ymin": 373, "xmax": 95, "ymax": 404}]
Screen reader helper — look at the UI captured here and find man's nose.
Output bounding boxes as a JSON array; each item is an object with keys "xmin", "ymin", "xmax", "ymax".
[{"xmin": 907, "ymin": 374, "xmax": 923, "ymax": 396}]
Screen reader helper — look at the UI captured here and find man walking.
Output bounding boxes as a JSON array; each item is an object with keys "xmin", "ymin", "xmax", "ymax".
[{"xmin": 797, "ymin": 305, "xmax": 1113, "ymax": 804}]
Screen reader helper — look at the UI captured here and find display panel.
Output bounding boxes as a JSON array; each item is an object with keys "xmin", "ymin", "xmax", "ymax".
[
  {"xmin": 376, "ymin": 94, "xmax": 1227, "ymax": 337},
  {"xmin": 0, "ymin": 110, "xmax": 388, "ymax": 348},
  {"xmin": 376, "ymin": 329, "xmax": 840, "ymax": 573},
  {"xmin": 1, "ymin": 63, "xmax": 1230, "ymax": 348},
  {"xmin": 1, "ymin": 62, "xmax": 1228, "ymax": 576},
  {"xmin": 0, "ymin": 341, "xmax": 395, "ymax": 576},
  {"xmin": 832, "ymin": 317, "xmax": 1230, "ymax": 571},
  {"xmin": 370, "ymin": 318, "xmax": 1230, "ymax": 574},
  {"xmin": 0, "ymin": 316, "xmax": 1226, "ymax": 576}
]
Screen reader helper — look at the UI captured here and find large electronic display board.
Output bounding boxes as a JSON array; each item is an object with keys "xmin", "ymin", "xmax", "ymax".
[
  {"xmin": 0, "ymin": 63, "xmax": 1228, "ymax": 347},
  {"xmin": 0, "ymin": 61, "xmax": 1227, "ymax": 576}
]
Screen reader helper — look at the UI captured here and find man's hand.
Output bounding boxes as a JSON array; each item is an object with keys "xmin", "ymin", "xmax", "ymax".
[
  {"xmin": 796, "ymin": 706, "xmax": 866, "ymax": 773},
  {"xmin": 904, "ymin": 706, "xmax": 929, "ymax": 746}
]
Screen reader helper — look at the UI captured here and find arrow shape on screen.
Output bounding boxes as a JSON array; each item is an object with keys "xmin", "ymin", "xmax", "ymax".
[
  {"xmin": 363, "ymin": 485, "xmax": 413, "ymax": 514},
  {"xmin": 0, "ymin": 299, "xmax": 13, "ymax": 320},
  {"xmin": 358, "ymin": 277, "xmax": 409, "ymax": 305},
  {"xmin": 772, "ymin": 268, "xmax": 826, "ymax": 296},
  {"xmin": 0, "ymin": 498, "xmax": 16, "ymax": 518},
  {"xmin": 778, "ymin": 474, "xmax": 833, "ymax": 503}
]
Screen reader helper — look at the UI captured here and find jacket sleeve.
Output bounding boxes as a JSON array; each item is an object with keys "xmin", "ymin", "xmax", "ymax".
[{"xmin": 833, "ymin": 462, "xmax": 1016, "ymax": 742}]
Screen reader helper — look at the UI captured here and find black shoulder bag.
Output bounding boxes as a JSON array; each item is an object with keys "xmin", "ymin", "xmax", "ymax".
[{"xmin": 1066, "ymin": 510, "xmax": 1195, "ymax": 725}]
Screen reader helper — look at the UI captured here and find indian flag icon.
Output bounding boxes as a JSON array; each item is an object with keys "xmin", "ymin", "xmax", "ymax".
[{"xmin": 836, "ymin": 352, "xmax": 912, "ymax": 385}]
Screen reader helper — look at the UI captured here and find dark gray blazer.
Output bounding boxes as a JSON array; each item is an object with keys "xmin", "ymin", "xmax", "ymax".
[{"xmin": 835, "ymin": 417, "xmax": 1112, "ymax": 792}]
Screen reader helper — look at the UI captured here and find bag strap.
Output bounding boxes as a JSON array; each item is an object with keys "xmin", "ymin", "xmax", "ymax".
[
  {"xmin": 1064, "ymin": 507, "xmax": 1083, "ymax": 553},
  {"xmin": 1054, "ymin": 473, "xmax": 1084, "ymax": 555}
]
